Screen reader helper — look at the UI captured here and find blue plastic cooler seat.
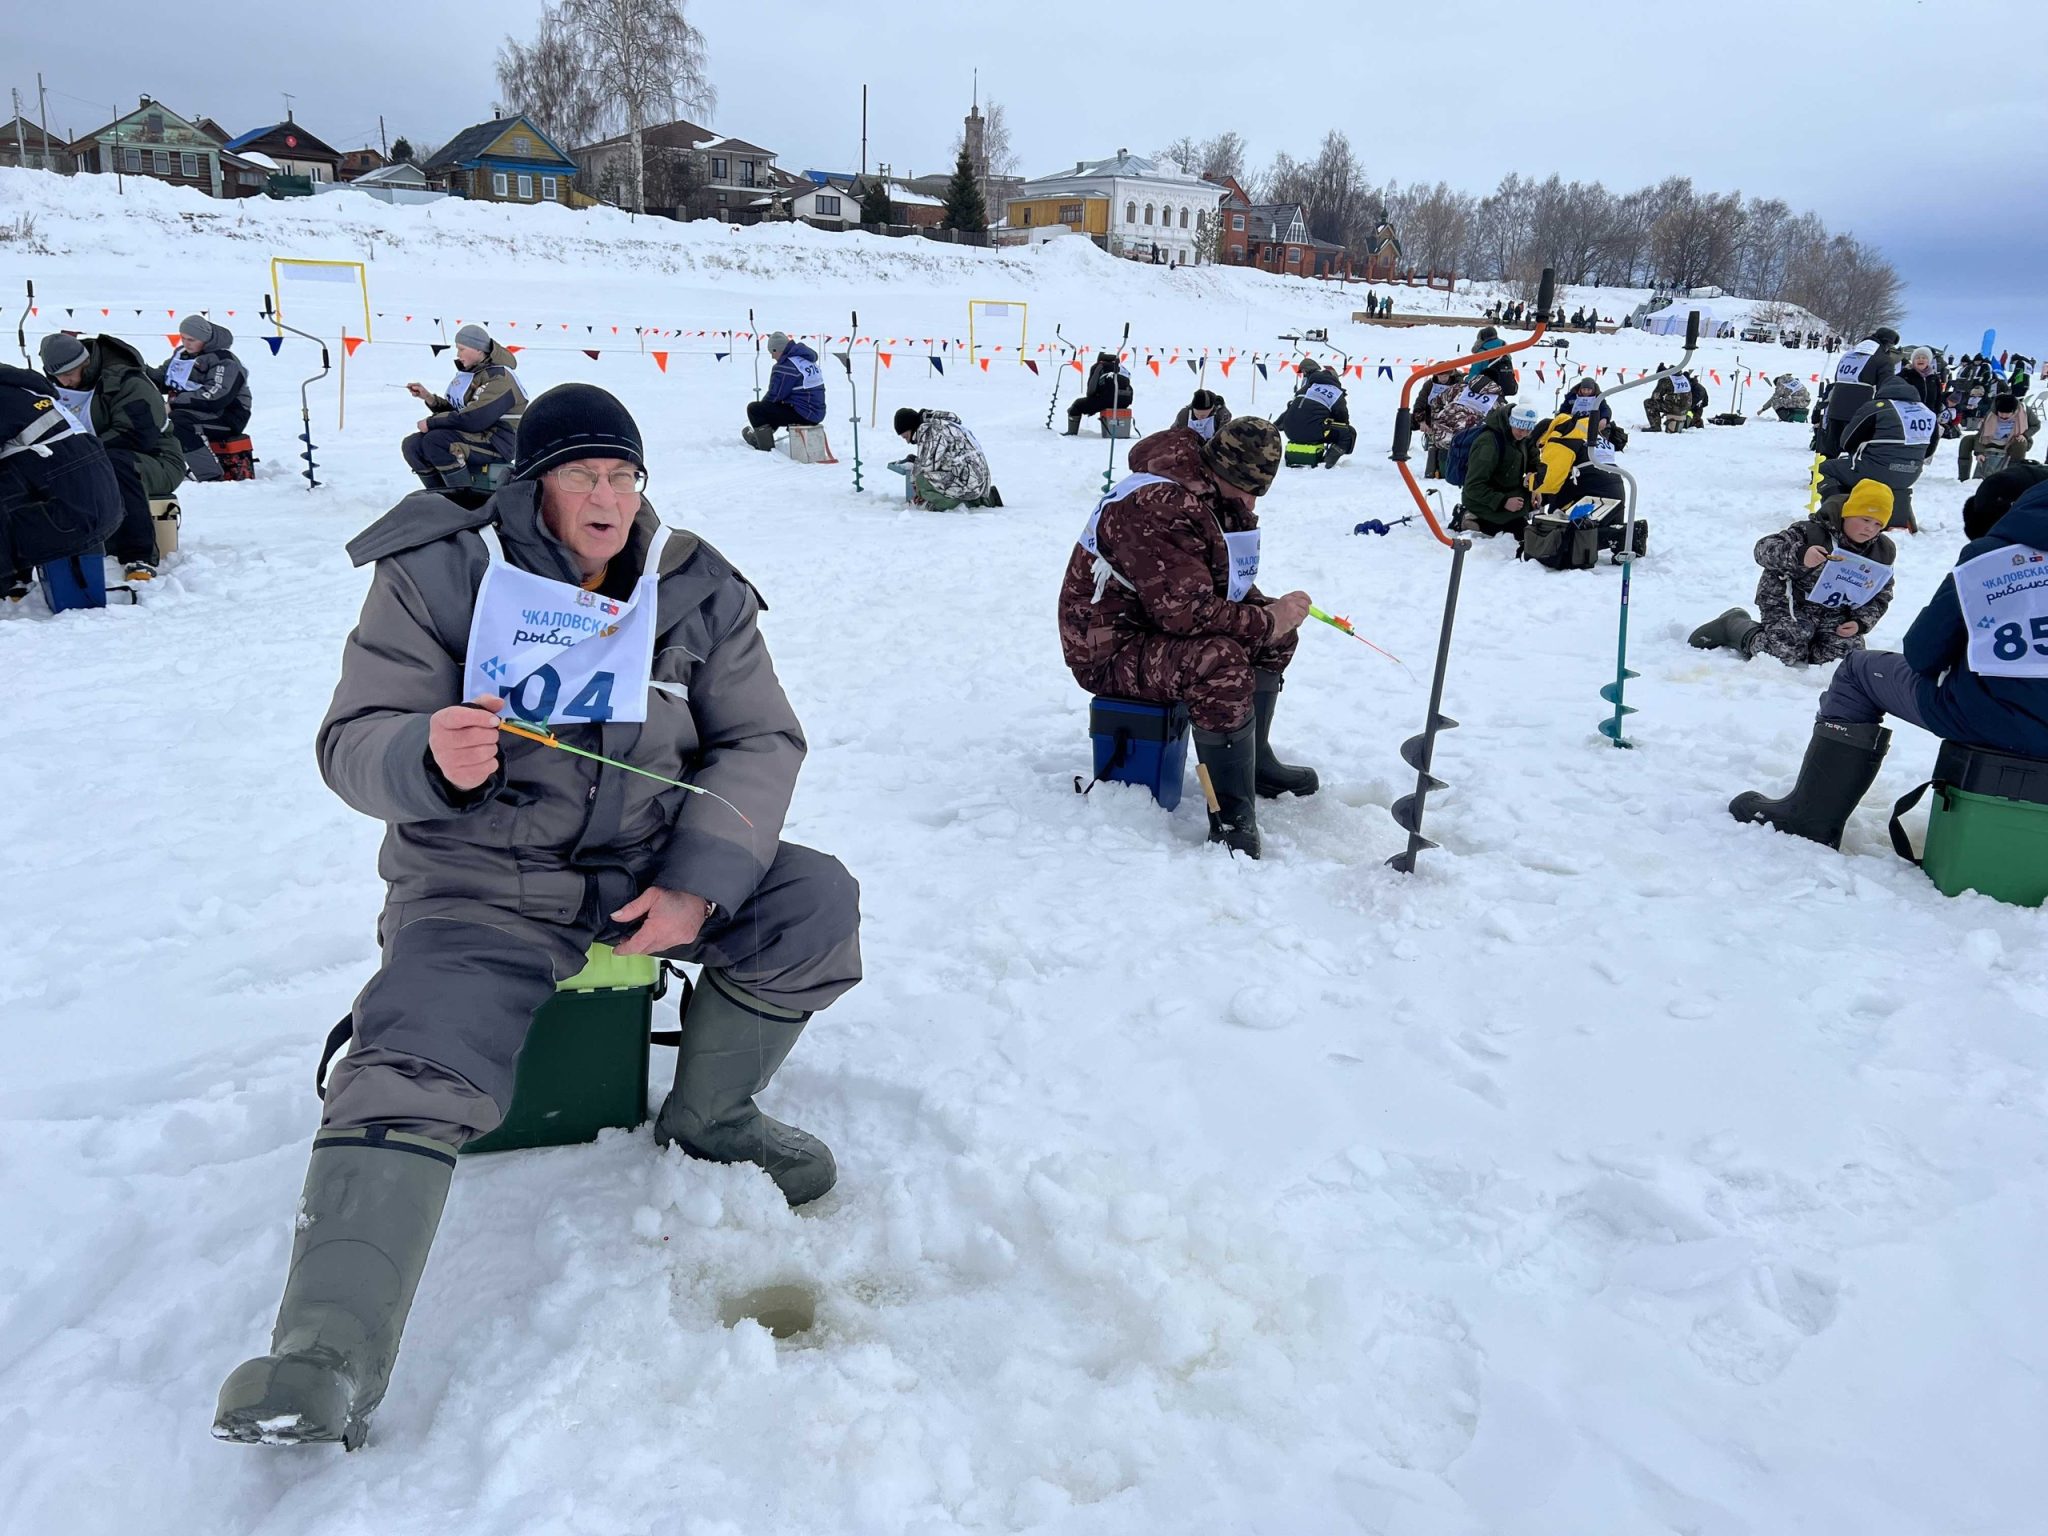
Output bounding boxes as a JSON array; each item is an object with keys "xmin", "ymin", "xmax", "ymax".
[{"xmin": 1087, "ymin": 696, "xmax": 1192, "ymax": 811}]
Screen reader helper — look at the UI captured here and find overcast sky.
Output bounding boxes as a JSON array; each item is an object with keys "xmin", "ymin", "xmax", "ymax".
[{"xmin": 15, "ymin": 0, "xmax": 2044, "ymax": 354}]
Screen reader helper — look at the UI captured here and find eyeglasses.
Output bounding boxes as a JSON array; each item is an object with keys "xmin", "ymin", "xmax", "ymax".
[{"xmin": 549, "ymin": 465, "xmax": 648, "ymax": 496}]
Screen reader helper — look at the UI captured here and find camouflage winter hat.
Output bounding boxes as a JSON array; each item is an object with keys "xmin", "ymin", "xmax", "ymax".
[{"xmin": 1204, "ymin": 417, "xmax": 1283, "ymax": 496}]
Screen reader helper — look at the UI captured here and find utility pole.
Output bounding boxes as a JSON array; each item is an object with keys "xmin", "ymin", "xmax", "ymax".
[
  {"xmin": 282, "ymin": 91, "xmax": 295, "ymax": 123},
  {"xmin": 11, "ymin": 90, "xmax": 25, "ymax": 171},
  {"xmin": 36, "ymin": 73, "xmax": 51, "ymax": 171},
  {"xmin": 378, "ymin": 114, "xmax": 388, "ymax": 159},
  {"xmin": 859, "ymin": 85, "xmax": 866, "ymax": 179}
]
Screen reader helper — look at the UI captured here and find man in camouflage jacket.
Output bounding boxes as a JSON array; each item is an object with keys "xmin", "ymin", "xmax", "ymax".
[
  {"xmin": 1057, "ymin": 419, "xmax": 1313, "ymax": 859},
  {"xmin": 893, "ymin": 407, "xmax": 996, "ymax": 508}
]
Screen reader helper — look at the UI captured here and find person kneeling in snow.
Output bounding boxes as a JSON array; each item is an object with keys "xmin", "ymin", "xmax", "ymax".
[
  {"xmin": 213, "ymin": 384, "xmax": 863, "ymax": 1450},
  {"xmin": 1172, "ymin": 388, "xmax": 1231, "ymax": 440},
  {"xmin": 1763, "ymin": 373, "xmax": 1812, "ymax": 422},
  {"xmin": 0, "ymin": 364, "xmax": 123, "ymax": 599},
  {"xmin": 1451, "ymin": 401, "xmax": 1543, "ymax": 538},
  {"xmin": 743, "ymin": 331, "xmax": 826, "ymax": 449},
  {"xmin": 1057, "ymin": 417, "xmax": 1313, "ymax": 860},
  {"xmin": 1690, "ymin": 480, "xmax": 1899, "ymax": 667},
  {"xmin": 892, "ymin": 407, "xmax": 1002, "ymax": 508},
  {"xmin": 401, "ymin": 324, "xmax": 527, "ymax": 489},
  {"xmin": 1276, "ymin": 360, "xmax": 1357, "ymax": 467},
  {"xmin": 1728, "ymin": 479, "xmax": 2048, "ymax": 848}
]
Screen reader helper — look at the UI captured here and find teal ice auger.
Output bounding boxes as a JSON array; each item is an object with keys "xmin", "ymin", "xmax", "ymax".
[{"xmin": 1597, "ymin": 466, "xmax": 1642, "ymax": 747}]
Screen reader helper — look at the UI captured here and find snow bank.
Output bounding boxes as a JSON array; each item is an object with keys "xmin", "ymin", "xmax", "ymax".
[{"xmin": 1, "ymin": 167, "xmax": 2043, "ymax": 1536}]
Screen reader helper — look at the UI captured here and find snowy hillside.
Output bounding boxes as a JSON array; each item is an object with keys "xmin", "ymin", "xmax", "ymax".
[{"xmin": 2, "ymin": 168, "xmax": 2044, "ymax": 1536}]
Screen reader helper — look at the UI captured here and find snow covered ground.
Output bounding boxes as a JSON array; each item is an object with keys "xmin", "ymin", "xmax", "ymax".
[{"xmin": 2, "ymin": 169, "xmax": 2044, "ymax": 1536}]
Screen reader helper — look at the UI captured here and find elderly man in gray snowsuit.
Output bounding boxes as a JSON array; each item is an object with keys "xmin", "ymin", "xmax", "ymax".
[{"xmin": 213, "ymin": 383, "xmax": 862, "ymax": 1451}]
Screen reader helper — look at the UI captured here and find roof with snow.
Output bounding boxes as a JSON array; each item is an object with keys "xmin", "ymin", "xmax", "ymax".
[
  {"xmin": 1021, "ymin": 152, "xmax": 1223, "ymax": 192},
  {"xmin": 224, "ymin": 121, "xmax": 342, "ymax": 162}
]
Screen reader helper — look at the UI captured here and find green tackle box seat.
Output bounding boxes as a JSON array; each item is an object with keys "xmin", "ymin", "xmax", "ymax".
[
  {"xmin": 1890, "ymin": 740, "xmax": 2048, "ymax": 909},
  {"xmin": 462, "ymin": 943, "xmax": 666, "ymax": 1154}
]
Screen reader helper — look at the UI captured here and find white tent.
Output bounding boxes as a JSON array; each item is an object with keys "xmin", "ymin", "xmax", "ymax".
[{"xmin": 1642, "ymin": 303, "xmax": 1712, "ymax": 336}]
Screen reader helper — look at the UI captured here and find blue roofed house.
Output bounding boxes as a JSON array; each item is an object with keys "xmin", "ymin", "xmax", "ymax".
[{"xmin": 423, "ymin": 113, "xmax": 591, "ymax": 207}]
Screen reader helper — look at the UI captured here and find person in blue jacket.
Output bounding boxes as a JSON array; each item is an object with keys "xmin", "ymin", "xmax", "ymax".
[
  {"xmin": 1731, "ymin": 472, "xmax": 2048, "ymax": 846},
  {"xmin": 743, "ymin": 331, "xmax": 827, "ymax": 450}
]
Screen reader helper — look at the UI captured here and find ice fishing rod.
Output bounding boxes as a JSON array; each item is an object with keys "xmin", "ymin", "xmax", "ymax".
[
  {"xmin": 749, "ymin": 306, "xmax": 760, "ymax": 401},
  {"xmin": 495, "ymin": 718, "xmax": 753, "ymax": 827},
  {"xmin": 13, "ymin": 280, "xmax": 30, "ymax": 366},
  {"xmin": 262, "ymin": 293, "xmax": 329, "ymax": 492}
]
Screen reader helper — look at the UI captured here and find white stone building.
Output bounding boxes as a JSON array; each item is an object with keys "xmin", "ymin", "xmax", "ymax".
[{"xmin": 1004, "ymin": 151, "xmax": 1226, "ymax": 267}]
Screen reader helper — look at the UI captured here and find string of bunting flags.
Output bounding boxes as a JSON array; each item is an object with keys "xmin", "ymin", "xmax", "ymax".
[{"xmin": 17, "ymin": 298, "xmax": 1816, "ymax": 389}]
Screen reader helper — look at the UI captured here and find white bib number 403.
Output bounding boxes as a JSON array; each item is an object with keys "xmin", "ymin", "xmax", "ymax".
[{"xmin": 1955, "ymin": 543, "xmax": 2048, "ymax": 678}]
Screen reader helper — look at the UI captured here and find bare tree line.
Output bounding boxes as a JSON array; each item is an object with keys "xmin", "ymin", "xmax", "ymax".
[
  {"xmin": 495, "ymin": 0, "xmax": 714, "ymax": 214},
  {"xmin": 1156, "ymin": 132, "xmax": 1902, "ymax": 334}
]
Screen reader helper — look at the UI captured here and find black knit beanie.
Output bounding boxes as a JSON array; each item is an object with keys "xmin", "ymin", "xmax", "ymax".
[
  {"xmin": 513, "ymin": 384, "xmax": 644, "ymax": 481},
  {"xmin": 893, "ymin": 407, "xmax": 922, "ymax": 436}
]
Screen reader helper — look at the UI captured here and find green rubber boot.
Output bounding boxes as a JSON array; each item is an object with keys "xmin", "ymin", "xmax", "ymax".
[
  {"xmin": 1252, "ymin": 670, "xmax": 1320, "ymax": 799},
  {"xmin": 655, "ymin": 970, "xmax": 837, "ymax": 1207},
  {"xmin": 213, "ymin": 1128, "xmax": 455, "ymax": 1450},
  {"xmin": 1194, "ymin": 719, "xmax": 1262, "ymax": 858},
  {"xmin": 1729, "ymin": 720, "xmax": 1892, "ymax": 848},
  {"xmin": 1689, "ymin": 607, "xmax": 1761, "ymax": 655}
]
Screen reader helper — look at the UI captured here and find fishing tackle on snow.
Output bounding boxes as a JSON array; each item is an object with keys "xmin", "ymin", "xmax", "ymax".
[
  {"xmin": 497, "ymin": 719, "xmax": 754, "ymax": 828},
  {"xmin": 1308, "ymin": 604, "xmax": 1403, "ymax": 666},
  {"xmin": 1352, "ymin": 516, "xmax": 1415, "ymax": 537}
]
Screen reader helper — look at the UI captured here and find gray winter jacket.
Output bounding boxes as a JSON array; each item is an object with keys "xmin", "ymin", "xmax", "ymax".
[
  {"xmin": 151, "ymin": 326, "xmax": 252, "ymax": 433},
  {"xmin": 1840, "ymin": 377, "xmax": 1937, "ymax": 482},
  {"xmin": 909, "ymin": 410, "xmax": 990, "ymax": 502},
  {"xmin": 319, "ymin": 481, "xmax": 804, "ymax": 979}
]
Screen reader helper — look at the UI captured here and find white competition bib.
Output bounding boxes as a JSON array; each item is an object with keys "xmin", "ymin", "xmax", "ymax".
[
  {"xmin": 1222, "ymin": 528, "xmax": 1261, "ymax": 602},
  {"xmin": 1568, "ymin": 393, "xmax": 1601, "ymax": 415},
  {"xmin": 1835, "ymin": 348, "xmax": 1874, "ymax": 385},
  {"xmin": 1304, "ymin": 381, "xmax": 1343, "ymax": 410},
  {"xmin": 793, "ymin": 356, "xmax": 824, "ymax": 391},
  {"xmin": 1892, "ymin": 401, "xmax": 1936, "ymax": 446},
  {"xmin": 1955, "ymin": 543, "xmax": 2048, "ymax": 678},
  {"xmin": 462, "ymin": 524, "xmax": 673, "ymax": 724},
  {"xmin": 163, "ymin": 355, "xmax": 197, "ymax": 391},
  {"xmin": 1671, "ymin": 375, "xmax": 1692, "ymax": 395},
  {"xmin": 1807, "ymin": 549, "xmax": 1894, "ymax": 610},
  {"xmin": 1989, "ymin": 416, "xmax": 2018, "ymax": 444},
  {"xmin": 53, "ymin": 385, "xmax": 96, "ymax": 434},
  {"xmin": 1187, "ymin": 413, "xmax": 1217, "ymax": 441},
  {"xmin": 446, "ymin": 370, "xmax": 473, "ymax": 409},
  {"xmin": 1079, "ymin": 472, "xmax": 1175, "ymax": 602},
  {"xmin": 1452, "ymin": 385, "xmax": 1495, "ymax": 414}
]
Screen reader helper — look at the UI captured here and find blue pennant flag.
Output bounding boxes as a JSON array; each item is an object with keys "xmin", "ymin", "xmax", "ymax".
[
  {"xmin": 930, "ymin": 355, "xmax": 944, "ymax": 374},
  {"xmin": 264, "ymin": 336, "xmax": 284, "ymax": 355},
  {"xmin": 715, "ymin": 351, "xmax": 729, "ymax": 362},
  {"xmin": 1377, "ymin": 364, "xmax": 1393, "ymax": 379},
  {"xmin": 1255, "ymin": 361, "xmax": 1268, "ymax": 380}
]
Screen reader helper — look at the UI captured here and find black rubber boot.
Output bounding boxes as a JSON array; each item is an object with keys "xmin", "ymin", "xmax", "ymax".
[
  {"xmin": 1062, "ymin": 415, "xmax": 1081, "ymax": 437},
  {"xmin": 1252, "ymin": 670, "xmax": 1319, "ymax": 798},
  {"xmin": 982, "ymin": 485, "xmax": 1004, "ymax": 508},
  {"xmin": 214, "ymin": 1129, "xmax": 455, "ymax": 1450},
  {"xmin": 742, "ymin": 425, "xmax": 776, "ymax": 451},
  {"xmin": 1689, "ymin": 607, "xmax": 1761, "ymax": 656},
  {"xmin": 655, "ymin": 970, "xmax": 836, "ymax": 1207},
  {"xmin": 1729, "ymin": 720, "xmax": 1892, "ymax": 848},
  {"xmin": 1194, "ymin": 720, "xmax": 1261, "ymax": 858}
]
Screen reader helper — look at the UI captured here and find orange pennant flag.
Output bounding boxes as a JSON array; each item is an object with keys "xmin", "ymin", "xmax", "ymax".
[
  {"xmin": 165, "ymin": 334, "xmax": 180, "ymax": 348},
  {"xmin": 505, "ymin": 344, "xmax": 523, "ymax": 355},
  {"xmin": 651, "ymin": 351, "xmax": 669, "ymax": 372},
  {"xmin": 1220, "ymin": 357, "xmax": 1234, "ymax": 377},
  {"xmin": 880, "ymin": 352, "xmax": 892, "ymax": 368},
  {"xmin": 1148, "ymin": 359, "xmax": 1161, "ymax": 376},
  {"xmin": 979, "ymin": 358, "xmax": 990, "ymax": 371},
  {"xmin": 342, "ymin": 335, "xmax": 363, "ymax": 357}
]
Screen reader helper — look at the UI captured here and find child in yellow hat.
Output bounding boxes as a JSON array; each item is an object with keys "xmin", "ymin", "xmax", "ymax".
[{"xmin": 1690, "ymin": 479, "xmax": 1900, "ymax": 665}]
